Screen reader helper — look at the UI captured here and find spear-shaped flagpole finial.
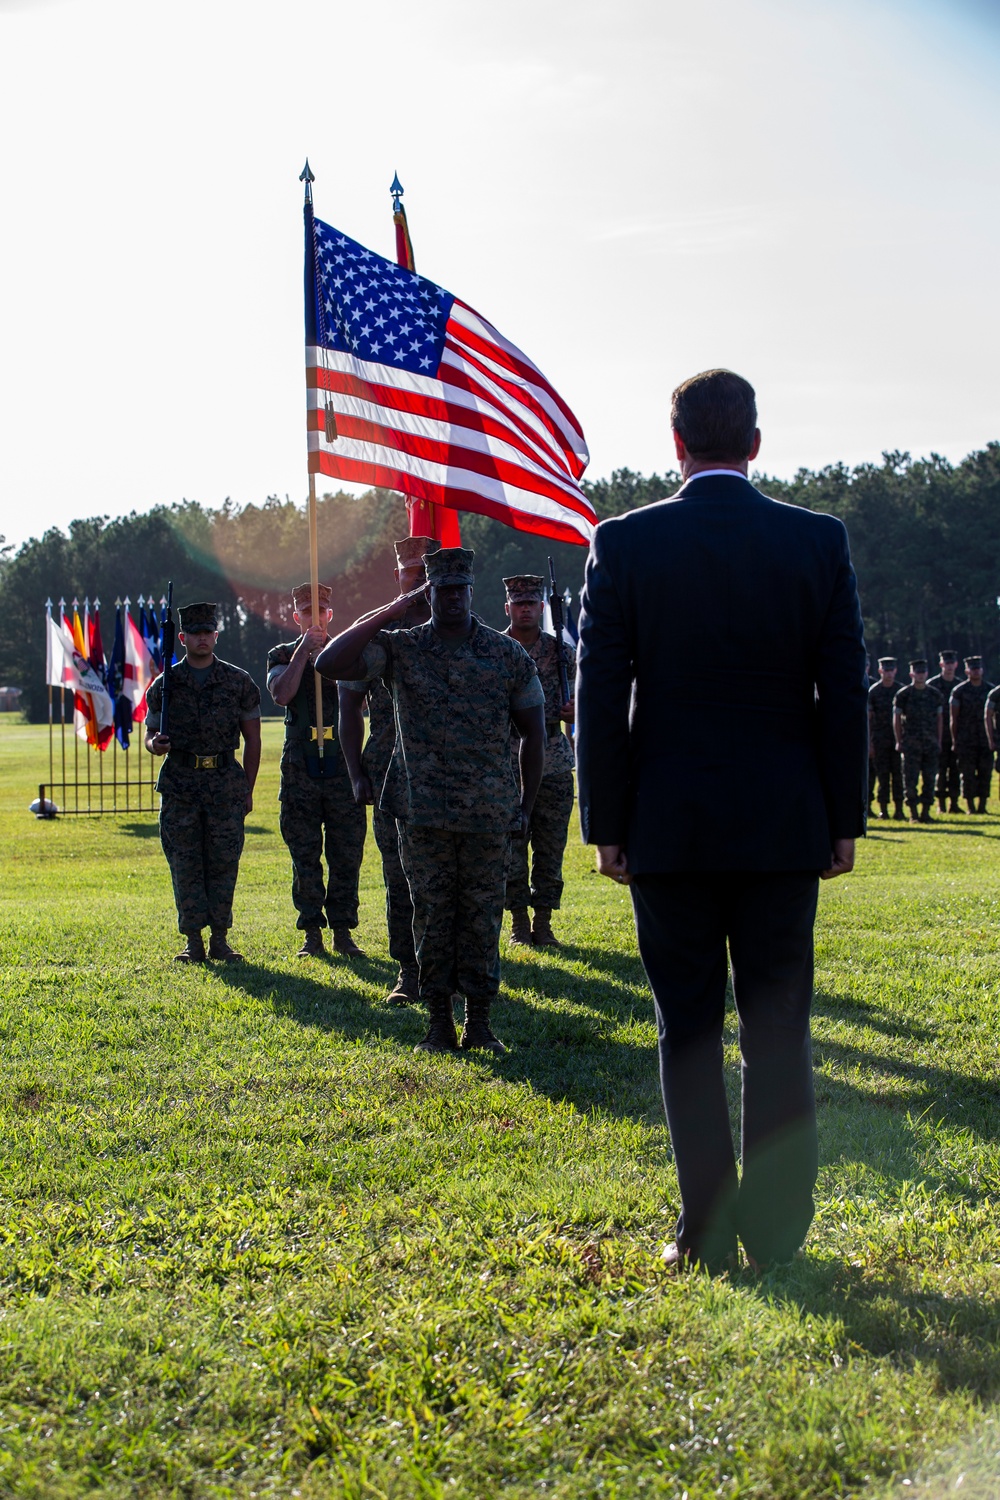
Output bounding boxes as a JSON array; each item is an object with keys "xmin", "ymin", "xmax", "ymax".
[
  {"xmin": 300, "ymin": 158, "xmax": 315, "ymax": 206},
  {"xmin": 391, "ymin": 171, "xmax": 404, "ymax": 213},
  {"xmin": 93, "ymin": 597, "xmax": 100, "ymax": 611},
  {"xmin": 115, "ymin": 597, "xmax": 122, "ymax": 608}
]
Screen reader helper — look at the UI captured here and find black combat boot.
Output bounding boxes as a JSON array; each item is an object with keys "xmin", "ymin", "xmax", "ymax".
[
  {"xmin": 385, "ymin": 965, "xmax": 420, "ymax": 1006},
  {"xmin": 332, "ymin": 926, "xmax": 365, "ymax": 958},
  {"xmin": 978, "ymin": 799, "xmax": 988, "ymax": 815},
  {"xmin": 460, "ymin": 997, "xmax": 508, "ymax": 1055},
  {"xmin": 296, "ymin": 926, "xmax": 326, "ymax": 957},
  {"xmin": 937, "ymin": 797, "xmax": 947, "ymax": 813},
  {"xmin": 531, "ymin": 907, "xmax": 560, "ymax": 947},
  {"xmin": 894, "ymin": 802, "xmax": 906, "ymax": 821},
  {"xmin": 950, "ymin": 800, "xmax": 963, "ymax": 813},
  {"xmin": 919, "ymin": 803, "xmax": 932, "ymax": 823},
  {"xmin": 414, "ymin": 995, "xmax": 459, "ymax": 1053},
  {"xmin": 175, "ymin": 932, "xmax": 206, "ymax": 963},
  {"xmin": 967, "ymin": 799, "xmax": 977, "ymax": 814},
  {"xmin": 208, "ymin": 929, "xmax": 244, "ymax": 961},
  {"xmin": 509, "ymin": 908, "xmax": 533, "ymax": 945},
  {"xmin": 878, "ymin": 801, "xmax": 889, "ymax": 820},
  {"xmin": 906, "ymin": 802, "xmax": 919, "ymax": 824}
]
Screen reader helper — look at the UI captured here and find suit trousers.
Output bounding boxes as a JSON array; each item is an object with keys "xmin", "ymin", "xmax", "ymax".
[{"xmin": 631, "ymin": 870, "xmax": 819, "ymax": 1268}]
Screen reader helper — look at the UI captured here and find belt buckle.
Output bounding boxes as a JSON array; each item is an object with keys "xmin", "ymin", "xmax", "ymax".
[
  {"xmin": 195, "ymin": 753, "xmax": 219, "ymax": 770},
  {"xmin": 309, "ymin": 726, "xmax": 334, "ymax": 742}
]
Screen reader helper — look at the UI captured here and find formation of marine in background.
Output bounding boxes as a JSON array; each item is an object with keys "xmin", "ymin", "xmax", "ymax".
[{"xmin": 869, "ymin": 649, "xmax": 1000, "ymax": 822}]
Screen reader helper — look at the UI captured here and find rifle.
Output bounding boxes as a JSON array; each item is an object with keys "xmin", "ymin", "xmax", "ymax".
[
  {"xmin": 547, "ymin": 556, "xmax": 571, "ymax": 708},
  {"xmin": 159, "ymin": 582, "xmax": 174, "ymax": 738}
]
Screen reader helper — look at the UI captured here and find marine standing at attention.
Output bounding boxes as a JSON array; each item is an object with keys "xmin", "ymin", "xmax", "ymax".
[
  {"xmin": 892, "ymin": 659, "xmax": 943, "ymax": 823},
  {"xmin": 145, "ymin": 601, "xmax": 261, "ymax": 963},
  {"xmin": 267, "ymin": 583, "xmax": 368, "ymax": 958},
  {"xmin": 950, "ymin": 656, "xmax": 996, "ymax": 815},
  {"xmin": 316, "ymin": 547, "xmax": 545, "ymax": 1055},
  {"xmin": 868, "ymin": 657, "xmax": 904, "ymax": 820},
  {"xmin": 501, "ymin": 573, "xmax": 576, "ymax": 948},
  {"xmin": 339, "ymin": 536, "xmax": 439, "ymax": 1005},
  {"xmin": 927, "ymin": 650, "xmax": 962, "ymax": 813}
]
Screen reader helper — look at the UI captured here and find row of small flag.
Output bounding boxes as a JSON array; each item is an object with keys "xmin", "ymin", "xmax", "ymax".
[{"xmin": 44, "ymin": 597, "xmax": 168, "ymax": 750}]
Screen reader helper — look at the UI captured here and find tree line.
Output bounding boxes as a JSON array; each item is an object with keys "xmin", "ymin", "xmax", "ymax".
[{"xmin": 2, "ymin": 443, "xmax": 999, "ymax": 722}]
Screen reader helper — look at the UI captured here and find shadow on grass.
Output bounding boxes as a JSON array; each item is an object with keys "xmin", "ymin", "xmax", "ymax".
[
  {"xmin": 743, "ymin": 1257, "xmax": 1000, "ymax": 1399},
  {"xmin": 117, "ymin": 821, "xmax": 161, "ymax": 839}
]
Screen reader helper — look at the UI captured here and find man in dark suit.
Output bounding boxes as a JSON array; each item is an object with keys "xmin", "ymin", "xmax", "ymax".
[{"xmin": 575, "ymin": 369, "xmax": 868, "ymax": 1273}]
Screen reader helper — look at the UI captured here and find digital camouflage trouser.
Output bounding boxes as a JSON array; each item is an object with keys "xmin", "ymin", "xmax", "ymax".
[
  {"xmin": 373, "ymin": 803, "xmax": 416, "ymax": 967},
  {"xmin": 871, "ymin": 740, "xmax": 903, "ymax": 807},
  {"xmin": 505, "ymin": 772, "xmax": 574, "ymax": 911},
  {"xmin": 936, "ymin": 742, "xmax": 960, "ymax": 806},
  {"xmin": 398, "ymin": 824, "xmax": 510, "ymax": 1005},
  {"xmin": 901, "ymin": 746, "xmax": 939, "ymax": 807},
  {"xmin": 159, "ymin": 765, "xmax": 247, "ymax": 934},
  {"xmin": 958, "ymin": 748, "xmax": 993, "ymax": 807},
  {"xmin": 278, "ymin": 753, "xmax": 367, "ymax": 930}
]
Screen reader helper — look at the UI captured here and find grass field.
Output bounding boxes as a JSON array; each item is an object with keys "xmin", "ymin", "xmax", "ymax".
[{"xmin": 1, "ymin": 716, "xmax": 999, "ymax": 1499}]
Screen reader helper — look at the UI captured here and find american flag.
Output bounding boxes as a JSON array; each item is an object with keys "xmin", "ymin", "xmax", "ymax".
[{"xmin": 305, "ymin": 213, "xmax": 596, "ymax": 546}]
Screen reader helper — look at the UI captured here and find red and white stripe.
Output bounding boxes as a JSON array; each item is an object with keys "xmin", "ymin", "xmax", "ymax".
[{"xmin": 307, "ymin": 299, "xmax": 596, "ymax": 546}]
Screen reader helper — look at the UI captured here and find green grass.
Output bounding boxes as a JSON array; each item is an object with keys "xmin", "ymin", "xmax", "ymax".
[{"xmin": 1, "ymin": 718, "xmax": 999, "ymax": 1498}]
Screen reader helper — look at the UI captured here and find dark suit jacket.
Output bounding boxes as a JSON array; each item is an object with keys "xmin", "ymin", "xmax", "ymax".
[{"xmin": 575, "ymin": 474, "xmax": 868, "ymax": 873}]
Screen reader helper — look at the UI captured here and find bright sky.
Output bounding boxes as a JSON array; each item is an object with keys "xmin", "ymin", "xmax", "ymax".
[{"xmin": 1, "ymin": 0, "xmax": 997, "ymax": 549}]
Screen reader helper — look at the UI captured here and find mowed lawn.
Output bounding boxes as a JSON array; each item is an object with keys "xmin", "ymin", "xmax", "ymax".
[{"xmin": 1, "ymin": 717, "xmax": 999, "ymax": 1500}]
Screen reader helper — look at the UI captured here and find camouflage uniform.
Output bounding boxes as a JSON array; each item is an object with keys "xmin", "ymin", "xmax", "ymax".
[
  {"xmin": 894, "ymin": 683, "xmax": 943, "ymax": 810},
  {"xmin": 986, "ymin": 684, "xmax": 1000, "ymax": 783},
  {"xmin": 146, "ymin": 658, "xmax": 260, "ymax": 934},
  {"xmin": 951, "ymin": 676, "xmax": 996, "ymax": 808},
  {"xmin": 868, "ymin": 679, "xmax": 902, "ymax": 811},
  {"xmin": 267, "ymin": 642, "xmax": 367, "ymax": 931},
  {"xmin": 503, "ymin": 628, "xmax": 576, "ymax": 912},
  {"xmin": 927, "ymin": 671, "xmax": 961, "ymax": 808},
  {"xmin": 354, "ymin": 615, "xmax": 543, "ymax": 1013}
]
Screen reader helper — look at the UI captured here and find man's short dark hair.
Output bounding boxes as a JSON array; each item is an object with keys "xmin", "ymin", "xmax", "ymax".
[{"xmin": 670, "ymin": 369, "xmax": 757, "ymax": 462}]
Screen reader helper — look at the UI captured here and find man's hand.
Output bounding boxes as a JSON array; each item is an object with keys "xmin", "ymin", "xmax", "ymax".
[
  {"xmin": 147, "ymin": 732, "xmax": 170, "ymax": 756},
  {"xmin": 384, "ymin": 584, "xmax": 429, "ymax": 622},
  {"xmin": 820, "ymin": 838, "xmax": 855, "ymax": 880},
  {"xmin": 512, "ymin": 807, "xmax": 530, "ymax": 840},
  {"xmin": 300, "ymin": 624, "xmax": 328, "ymax": 654},
  {"xmin": 244, "ymin": 790, "xmax": 253, "ymax": 816},
  {"xmin": 559, "ymin": 700, "xmax": 574, "ymax": 724},
  {"xmin": 597, "ymin": 844, "xmax": 631, "ymax": 884},
  {"xmin": 351, "ymin": 773, "xmax": 374, "ymax": 806}
]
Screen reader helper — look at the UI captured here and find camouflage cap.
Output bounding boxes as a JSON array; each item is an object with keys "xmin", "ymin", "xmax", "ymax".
[
  {"xmin": 291, "ymin": 582, "xmax": 333, "ymax": 610},
  {"xmin": 877, "ymin": 657, "xmax": 897, "ymax": 669},
  {"xmin": 939, "ymin": 650, "xmax": 958, "ymax": 663},
  {"xmin": 178, "ymin": 602, "xmax": 219, "ymax": 632},
  {"xmin": 425, "ymin": 546, "xmax": 475, "ymax": 587},
  {"xmin": 965, "ymin": 655, "xmax": 984, "ymax": 669},
  {"xmin": 909, "ymin": 658, "xmax": 928, "ymax": 671},
  {"xmin": 504, "ymin": 574, "xmax": 546, "ymax": 602},
  {"xmin": 395, "ymin": 536, "xmax": 440, "ymax": 567}
]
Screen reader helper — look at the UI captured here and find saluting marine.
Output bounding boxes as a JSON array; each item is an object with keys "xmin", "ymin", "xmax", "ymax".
[
  {"xmin": 145, "ymin": 601, "xmax": 261, "ymax": 962},
  {"xmin": 267, "ymin": 583, "xmax": 367, "ymax": 957},
  {"xmin": 316, "ymin": 547, "xmax": 545, "ymax": 1056},
  {"xmin": 501, "ymin": 574, "xmax": 576, "ymax": 947},
  {"xmin": 927, "ymin": 650, "xmax": 962, "ymax": 813},
  {"xmin": 339, "ymin": 536, "xmax": 439, "ymax": 1004},
  {"xmin": 893, "ymin": 658, "xmax": 943, "ymax": 823},
  {"xmin": 868, "ymin": 657, "xmax": 904, "ymax": 820},
  {"xmin": 951, "ymin": 656, "xmax": 996, "ymax": 814}
]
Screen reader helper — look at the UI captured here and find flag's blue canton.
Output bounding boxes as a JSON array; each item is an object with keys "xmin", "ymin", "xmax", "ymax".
[{"xmin": 314, "ymin": 217, "xmax": 454, "ymax": 375}]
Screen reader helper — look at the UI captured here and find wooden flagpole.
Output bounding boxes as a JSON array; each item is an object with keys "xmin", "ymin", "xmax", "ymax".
[{"xmin": 301, "ymin": 160, "xmax": 325, "ymax": 762}]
